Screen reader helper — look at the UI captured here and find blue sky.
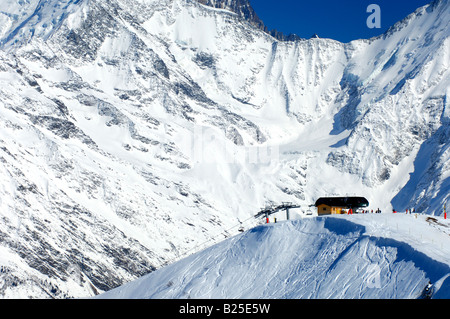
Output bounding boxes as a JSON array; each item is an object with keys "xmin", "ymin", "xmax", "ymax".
[{"xmin": 249, "ymin": 0, "xmax": 433, "ymax": 43}]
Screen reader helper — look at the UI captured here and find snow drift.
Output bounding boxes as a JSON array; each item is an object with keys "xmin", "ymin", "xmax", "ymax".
[{"xmin": 98, "ymin": 214, "xmax": 450, "ymax": 299}]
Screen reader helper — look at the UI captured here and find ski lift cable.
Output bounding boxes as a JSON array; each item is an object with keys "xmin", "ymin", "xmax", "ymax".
[
  {"xmin": 160, "ymin": 204, "xmax": 306, "ymax": 268},
  {"xmin": 159, "ymin": 215, "xmax": 256, "ymax": 268}
]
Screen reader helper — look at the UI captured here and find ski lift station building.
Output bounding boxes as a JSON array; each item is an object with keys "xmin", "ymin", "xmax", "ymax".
[{"xmin": 314, "ymin": 197, "xmax": 369, "ymax": 215}]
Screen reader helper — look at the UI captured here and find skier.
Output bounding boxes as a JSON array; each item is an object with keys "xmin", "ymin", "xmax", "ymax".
[{"xmin": 420, "ymin": 281, "xmax": 434, "ymax": 299}]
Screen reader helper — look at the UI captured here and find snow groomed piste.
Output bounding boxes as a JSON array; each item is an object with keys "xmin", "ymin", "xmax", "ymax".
[{"xmin": 98, "ymin": 212, "xmax": 450, "ymax": 299}]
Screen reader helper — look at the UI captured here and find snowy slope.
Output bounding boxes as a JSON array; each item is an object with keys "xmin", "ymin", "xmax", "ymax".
[
  {"xmin": 0, "ymin": 0, "xmax": 448, "ymax": 298},
  {"xmin": 97, "ymin": 214, "xmax": 450, "ymax": 299}
]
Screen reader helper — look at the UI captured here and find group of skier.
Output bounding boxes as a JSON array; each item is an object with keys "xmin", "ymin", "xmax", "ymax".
[
  {"xmin": 346, "ymin": 207, "xmax": 419, "ymax": 215},
  {"xmin": 392, "ymin": 208, "xmax": 416, "ymax": 214},
  {"xmin": 345, "ymin": 208, "xmax": 381, "ymax": 214},
  {"xmin": 359, "ymin": 208, "xmax": 382, "ymax": 214}
]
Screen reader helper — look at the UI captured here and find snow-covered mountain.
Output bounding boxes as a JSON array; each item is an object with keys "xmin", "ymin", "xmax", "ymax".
[
  {"xmin": 0, "ymin": 0, "xmax": 448, "ymax": 298},
  {"xmin": 97, "ymin": 214, "xmax": 450, "ymax": 299}
]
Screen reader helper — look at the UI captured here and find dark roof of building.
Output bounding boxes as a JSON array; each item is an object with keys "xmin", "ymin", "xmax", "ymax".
[{"xmin": 314, "ymin": 197, "xmax": 369, "ymax": 208}]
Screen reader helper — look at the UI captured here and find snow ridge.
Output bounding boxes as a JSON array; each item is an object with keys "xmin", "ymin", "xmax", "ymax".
[{"xmin": 97, "ymin": 215, "xmax": 450, "ymax": 299}]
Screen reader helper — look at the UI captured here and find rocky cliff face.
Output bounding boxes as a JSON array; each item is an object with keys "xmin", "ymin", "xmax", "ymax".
[
  {"xmin": 0, "ymin": 0, "xmax": 448, "ymax": 298},
  {"xmin": 196, "ymin": 0, "xmax": 302, "ymax": 40},
  {"xmin": 197, "ymin": 0, "xmax": 263, "ymax": 28}
]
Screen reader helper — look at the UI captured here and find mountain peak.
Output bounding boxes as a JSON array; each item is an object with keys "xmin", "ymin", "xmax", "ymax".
[
  {"xmin": 196, "ymin": 0, "xmax": 302, "ymax": 41},
  {"xmin": 197, "ymin": 0, "xmax": 263, "ymax": 27}
]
